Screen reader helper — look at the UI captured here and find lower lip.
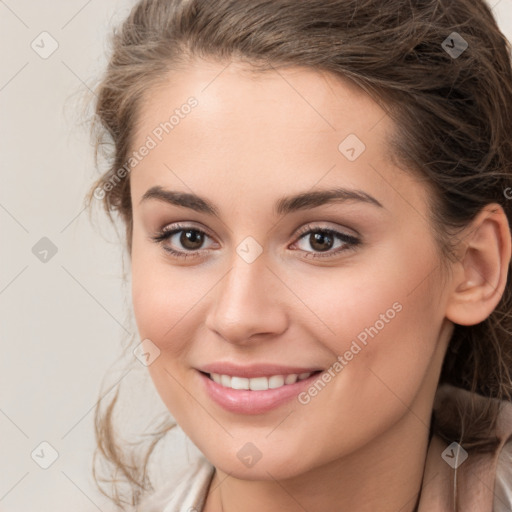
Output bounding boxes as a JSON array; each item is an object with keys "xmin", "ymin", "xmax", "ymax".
[{"xmin": 198, "ymin": 370, "xmax": 322, "ymax": 414}]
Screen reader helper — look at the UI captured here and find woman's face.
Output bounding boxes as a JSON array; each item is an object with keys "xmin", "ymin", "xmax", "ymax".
[{"xmin": 129, "ymin": 60, "xmax": 454, "ymax": 479}]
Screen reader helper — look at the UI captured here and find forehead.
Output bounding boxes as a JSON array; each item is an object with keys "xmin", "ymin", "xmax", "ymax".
[
  {"xmin": 128, "ymin": 59, "xmax": 428, "ymax": 220},
  {"xmin": 132, "ymin": 59, "xmax": 390, "ymax": 151}
]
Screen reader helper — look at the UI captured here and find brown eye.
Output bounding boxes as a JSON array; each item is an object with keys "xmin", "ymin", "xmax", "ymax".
[
  {"xmin": 179, "ymin": 229, "xmax": 205, "ymax": 250},
  {"xmin": 152, "ymin": 223, "xmax": 216, "ymax": 260},
  {"xmin": 308, "ymin": 232, "xmax": 334, "ymax": 252},
  {"xmin": 292, "ymin": 226, "xmax": 360, "ymax": 259}
]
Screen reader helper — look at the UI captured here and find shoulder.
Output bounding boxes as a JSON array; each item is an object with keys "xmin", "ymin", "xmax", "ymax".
[
  {"xmin": 494, "ymin": 437, "xmax": 512, "ymax": 512},
  {"xmin": 418, "ymin": 385, "xmax": 512, "ymax": 511},
  {"xmin": 135, "ymin": 456, "xmax": 215, "ymax": 512}
]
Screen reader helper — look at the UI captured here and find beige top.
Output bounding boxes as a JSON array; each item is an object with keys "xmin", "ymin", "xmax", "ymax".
[{"xmin": 137, "ymin": 385, "xmax": 512, "ymax": 512}]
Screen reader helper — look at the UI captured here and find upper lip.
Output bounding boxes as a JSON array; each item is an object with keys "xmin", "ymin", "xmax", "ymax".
[{"xmin": 197, "ymin": 362, "xmax": 323, "ymax": 378}]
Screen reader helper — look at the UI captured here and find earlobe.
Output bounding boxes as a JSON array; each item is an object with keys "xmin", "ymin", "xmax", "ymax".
[{"xmin": 445, "ymin": 204, "xmax": 511, "ymax": 326}]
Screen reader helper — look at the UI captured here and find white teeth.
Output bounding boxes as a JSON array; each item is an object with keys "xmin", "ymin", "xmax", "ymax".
[
  {"xmin": 285, "ymin": 374, "xmax": 298, "ymax": 385},
  {"xmin": 231, "ymin": 376, "xmax": 249, "ymax": 390},
  {"xmin": 249, "ymin": 377, "xmax": 269, "ymax": 391},
  {"xmin": 268, "ymin": 375, "xmax": 285, "ymax": 389},
  {"xmin": 209, "ymin": 372, "xmax": 313, "ymax": 390}
]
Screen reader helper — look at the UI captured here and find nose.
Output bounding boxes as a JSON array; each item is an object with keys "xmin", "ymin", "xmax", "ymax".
[{"xmin": 205, "ymin": 253, "xmax": 288, "ymax": 346}]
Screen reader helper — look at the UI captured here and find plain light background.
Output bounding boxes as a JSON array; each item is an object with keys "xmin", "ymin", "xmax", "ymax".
[{"xmin": 1, "ymin": 1, "xmax": 511, "ymax": 510}]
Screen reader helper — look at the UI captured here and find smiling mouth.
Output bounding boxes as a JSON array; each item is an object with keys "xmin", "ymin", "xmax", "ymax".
[{"xmin": 201, "ymin": 370, "xmax": 322, "ymax": 391}]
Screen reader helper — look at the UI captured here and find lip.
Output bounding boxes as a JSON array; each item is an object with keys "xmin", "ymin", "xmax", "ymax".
[
  {"xmin": 197, "ymin": 368, "xmax": 323, "ymax": 415},
  {"xmin": 197, "ymin": 362, "xmax": 323, "ymax": 378}
]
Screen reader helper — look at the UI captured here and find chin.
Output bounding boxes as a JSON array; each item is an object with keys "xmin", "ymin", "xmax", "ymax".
[{"xmin": 201, "ymin": 441, "xmax": 318, "ymax": 481}]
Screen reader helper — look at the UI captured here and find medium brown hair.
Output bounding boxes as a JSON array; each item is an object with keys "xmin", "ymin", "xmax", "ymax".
[{"xmin": 88, "ymin": 0, "xmax": 512, "ymax": 508}]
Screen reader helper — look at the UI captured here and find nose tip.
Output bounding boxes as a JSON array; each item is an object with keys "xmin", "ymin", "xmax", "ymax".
[{"xmin": 205, "ymin": 260, "xmax": 288, "ymax": 345}]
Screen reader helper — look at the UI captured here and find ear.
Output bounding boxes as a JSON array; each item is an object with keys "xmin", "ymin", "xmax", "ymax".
[{"xmin": 445, "ymin": 204, "xmax": 511, "ymax": 326}]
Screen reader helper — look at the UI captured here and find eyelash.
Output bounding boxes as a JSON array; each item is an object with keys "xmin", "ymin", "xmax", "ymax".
[{"xmin": 151, "ymin": 222, "xmax": 360, "ymax": 261}]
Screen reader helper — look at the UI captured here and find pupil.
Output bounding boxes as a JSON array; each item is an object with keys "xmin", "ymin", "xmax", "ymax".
[
  {"xmin": 310, "ymin": 232, "xmax": 333, "ymax": 252},
  {"xmin": 181, "ymin": 230, "xmax": 203, "ymax": 250}
]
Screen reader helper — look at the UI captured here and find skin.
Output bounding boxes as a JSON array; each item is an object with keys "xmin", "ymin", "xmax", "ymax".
[{"xmin": 128, "ymin": 60, "xmax": 511, "ymax": 511}]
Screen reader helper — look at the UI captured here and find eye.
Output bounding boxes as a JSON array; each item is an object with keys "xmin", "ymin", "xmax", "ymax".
[
  {"xmin": 151, "ymin": 222, "xmax": 360, "ymax": 261},
  {"xmin": 151, "ymin": 223, "xmax": 216, "ymax": 259},
  {"xmin": 291, "ymin": 224, "xmax": 360, "ymax": 259}
]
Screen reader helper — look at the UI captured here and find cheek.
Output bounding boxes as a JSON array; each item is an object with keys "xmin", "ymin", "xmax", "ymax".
[
  {"xmin": 308, "ymin": 239, "xmax": 445, "ymax": 411},
  {"xmin": 268, "ymin": 243, "xmax": 446, "ymax": 468},
  {"xmin": 130, "ymin": 247, "xmax": 203, "ymax": 422},
  {"xmin": 130, "ymin": 228, "xmax": 212, "ymax": 351}
]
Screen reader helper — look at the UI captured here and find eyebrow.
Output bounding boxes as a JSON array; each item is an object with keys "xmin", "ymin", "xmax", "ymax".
[{"xmin": 140, "ymin": 185, "xmax": 383, "ymax": 216}]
